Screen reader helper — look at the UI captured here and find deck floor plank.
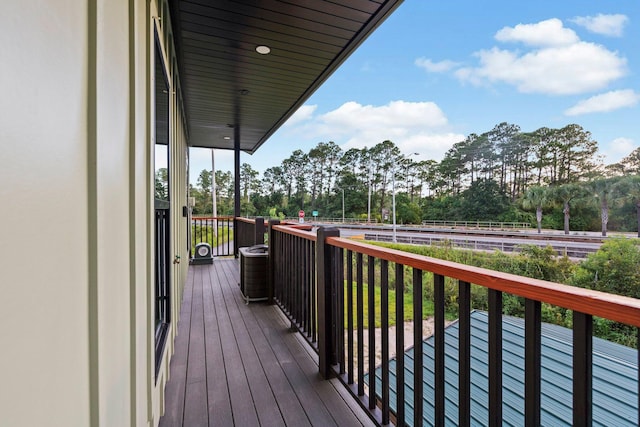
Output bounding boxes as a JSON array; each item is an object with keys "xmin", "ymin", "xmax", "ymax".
[
  {"xmin": 208, "ymin": 262, "xmax": 260, "ymax": 427},
  {"xmin": 216, "ymin": 260, "xmax": 336, "ymax": 426},
  {"xmin": 158, "ymin": 267, "xmax": 194, "ymax": 427},
  {"xmin": 262, "ymin": 305, "xmax": 369, "ymax": 427},
  {"xmin": 217, "ymin": 259, "xmax": 312, "ymax": 427},
  {"xmin": 182, "ymin": 264, "xmax": 209, "ymax": 427},
  {"xmin": 202, "ymin": 265, "xmax": 234, "ymax": 427},
  {"xmin": 159, "ymin": 258, "xmax": 373, "ymax": 427},
  {"xmin": 212, "ymin": 260, "xmax": 286, "ymax": 426}
]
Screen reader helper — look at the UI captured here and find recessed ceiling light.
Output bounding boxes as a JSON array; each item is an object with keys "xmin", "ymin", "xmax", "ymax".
[
  {"xmin": 256, "ymin": 45, "xmax": 271, "ymax": 55},
  {"xmin": 223, "ymin": 136, "xmax": 231, "ymax": 140}
]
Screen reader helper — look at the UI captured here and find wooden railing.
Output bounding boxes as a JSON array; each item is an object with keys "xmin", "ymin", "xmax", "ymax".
[
  {"xmin": 235, "ymin": 217, "xmax": 266, "ymax": 255},
  {"xmin": 267, "ymin": 223, "xmax": 640, "ymax": 426}
]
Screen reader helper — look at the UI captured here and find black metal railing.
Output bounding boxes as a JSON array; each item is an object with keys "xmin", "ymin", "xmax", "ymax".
[
  {"xmin": 269, "ymin": 220, "xmax": 318, "ymax": 348},
  {"xmin": 235, "ymin": 217, "xmax": 266, "ymax": 255},
  {"xmin": 267, "ymin": 224, "xmax": 640, "ymax": 426},
  {"xmin": 191, "ymin": 216, "xmax": 233, "ymax": 257},
  {"xmin": 154, "ymin": 202, "xmax": 171, "ymax": 377}
]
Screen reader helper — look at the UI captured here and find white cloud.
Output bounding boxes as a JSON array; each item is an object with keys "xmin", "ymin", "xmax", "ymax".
[
  {"xmin": 290, "ymin": 101, "xmax": 465, "ymax": 161},
  {"xmin": 495, "ymin": 18, "xmax": 579, "ymax": 47},
  {"xmin": 188, "ymin": 147, "xmax": 234, "ymax": 183},
  {"xmin": 360, "ymin": 61, "xmax": 374, "ymax": 72},
  {"xmin": 571, "ymin": 14, "xmax": 628, "ymax": 37},
  {"xmin": 564, "ymin": 89, "xmax": 640, "ymax": 116},
  {"xmin": 283, "ymin": 104, "xmax": 317, "ymax": 127},
  {"xmin": 601, "ymin": 137, "xmax": 636, "ymax": 163},
  {"xmin": 397, "ymin": 132, "xmax": 465, "ymax": 160},
  {"xmin": 415, "ymin": 57, "xmax": 459, "ymax": 73},
  {"xmin": 321, "ymin": 100, "xmax": 448, "ymax": 130},
  {"xmin": 454, "ymin": 18, "xmax": 627, "ymax": 95}
]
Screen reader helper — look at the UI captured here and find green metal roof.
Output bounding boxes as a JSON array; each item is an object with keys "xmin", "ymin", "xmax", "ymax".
[{"xmin": 367, "ymin": 311, "xmax": 638, "ymax": 426}]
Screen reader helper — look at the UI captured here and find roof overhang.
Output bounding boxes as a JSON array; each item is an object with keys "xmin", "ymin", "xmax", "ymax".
[{"xmin": 169, "ymin": 0, "xmax": 403, "ymax": 154}]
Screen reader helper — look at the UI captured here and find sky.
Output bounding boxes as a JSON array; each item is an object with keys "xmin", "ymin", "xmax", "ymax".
[{"xmin": 188, "ymin": 0, "xmax": 639, "ymax": 184}]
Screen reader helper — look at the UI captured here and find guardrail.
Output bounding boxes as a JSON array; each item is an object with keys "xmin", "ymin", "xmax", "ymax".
[
  {"xmin": 268, "ymin": 223, "xmax": 640, "ymax": 426},
  {"xmin": 364, "ymin": 232, "xmax": 598, "ymax": 259},
  {"xmin": 421, "ymin": 220, "xmax": 531, "ymax": 230}
]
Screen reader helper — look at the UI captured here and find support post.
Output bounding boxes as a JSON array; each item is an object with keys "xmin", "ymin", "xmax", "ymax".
[
  {"xmin": 234, "ymin": 126, "xmax": 241, "ymax": 218},
  {"xmin": 317, "ymin": 226, "xmax": 340, "ymax": 379},
  {"xmin": 525, "ymin": 299, "xmax": 541, "ymax": 427},
  {"xmin": 267, "ymin": 219, "xmax": 280, "ymax": 305},
  {"xmin": 255, "ymin": 217, "xmax": 265, "ymax": 245},
  {"xmin": 233, "ymin": 127, "xmax": 240, "ymax": 256},
  {"xmin": 211, "ymin": 149, "xmax": 218, "ymax": 239}
]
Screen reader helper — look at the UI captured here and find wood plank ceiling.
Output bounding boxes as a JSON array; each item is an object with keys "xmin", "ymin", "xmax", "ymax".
[{"xmin": 169, "ymin": 0, "xmax": 403, "ymax": 153}]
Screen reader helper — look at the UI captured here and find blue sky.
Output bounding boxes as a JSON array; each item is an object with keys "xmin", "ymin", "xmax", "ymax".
[{"xmin": 189, "ymin": 0, "xmax": 639, "ymax": 183}]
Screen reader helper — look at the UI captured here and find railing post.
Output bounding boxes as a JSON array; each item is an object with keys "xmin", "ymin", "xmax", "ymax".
[
  {"xmin": 233, "ymin": 217, "xmax": 239, "ymax": 257},
  {"xmin": 267, "ymin": 219, "xmax": 280, "ymax": 305},
  {"xmin": 317, "ymin": 226, "xmax": 340, "ymax": 379},
  {"xmin": 255, "ymin": 217, "xmax": 265, "ymax": 245},
  {"xmin": 573, "ymin": 311, "xmax": 593, "ymax": 426}
]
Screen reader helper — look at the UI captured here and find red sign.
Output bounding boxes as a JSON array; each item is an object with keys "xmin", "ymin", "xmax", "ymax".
[{"xmin": 298, "ymin": 210, "xmax": 305, "ymax": 218}]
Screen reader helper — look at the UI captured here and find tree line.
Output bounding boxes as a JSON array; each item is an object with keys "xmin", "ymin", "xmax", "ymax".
[{"xmin": 184, "ymin": 122, "xmax": 640, "ymax": 235}]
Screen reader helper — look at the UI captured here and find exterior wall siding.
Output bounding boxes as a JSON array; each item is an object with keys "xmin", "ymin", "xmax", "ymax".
[
  {"xmin": 94, "ymin": 0, "xmax": 134, "ymax": 424},
  {"xmin": 0, "ymin": 0, "xmax": 189, "ymax": 425},
  {"xmin": 0, "ymin": 1, "xmax": 91, "ymax": 425}
]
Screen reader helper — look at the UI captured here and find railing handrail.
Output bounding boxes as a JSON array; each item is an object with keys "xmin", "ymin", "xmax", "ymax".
[
  {"xmin": 192, "ymin": 215, "xmax": 234, "ymax": 220},
  {"xmin": 272, "ymin": 224, "xmax": 317, "ymax": 242},
  {"xmin": 327, "ymin": 236, "xmax": 640, "ymax": 328},
  {"xmin": 235, "ymin": 216, "xmax": 257, "ymax": 224}
]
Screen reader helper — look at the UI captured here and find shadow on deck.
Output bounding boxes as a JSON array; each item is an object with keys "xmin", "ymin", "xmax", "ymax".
[{"xmin": 159, "ymin": 258, "xmax": 374, "ymax": 427}]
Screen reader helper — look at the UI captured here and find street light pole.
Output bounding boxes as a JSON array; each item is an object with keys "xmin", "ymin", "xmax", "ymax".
[
  {"xmin": 367, "ymin": 164, "xmax": 372, "ymax": 223},
  {"xmin": 392, "ymin": 170, "xmax": 397, "ymax": 243},
  {"xmin": 342, "ymin": 187, "xmax": 345, "ymax": 223}
]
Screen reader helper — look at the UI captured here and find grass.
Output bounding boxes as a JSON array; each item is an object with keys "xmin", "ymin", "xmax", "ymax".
[
  {"xmin": 343, "ymin": 281, "xmax": 436, "ymax": 329},
  {"xmin": 191, "ymin": 225, "xmax": 234, "ymax": 254}
]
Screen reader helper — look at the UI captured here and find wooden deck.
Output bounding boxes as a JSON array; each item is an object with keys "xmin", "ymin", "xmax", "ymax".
[{"xmin": 159, "ymin": 258, "xmax": 375, "ymax": 427}]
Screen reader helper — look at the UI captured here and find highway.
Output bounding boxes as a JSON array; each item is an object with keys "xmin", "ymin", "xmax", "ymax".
[{"xmin": 312, "ymin": 223, "xmax": 610, "ymax": 259}]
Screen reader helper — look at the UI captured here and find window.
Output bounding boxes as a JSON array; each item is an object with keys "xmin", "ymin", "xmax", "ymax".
[{"xmin": 154, "ymin": 31, "xmax": 170, "ymax": 377}]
